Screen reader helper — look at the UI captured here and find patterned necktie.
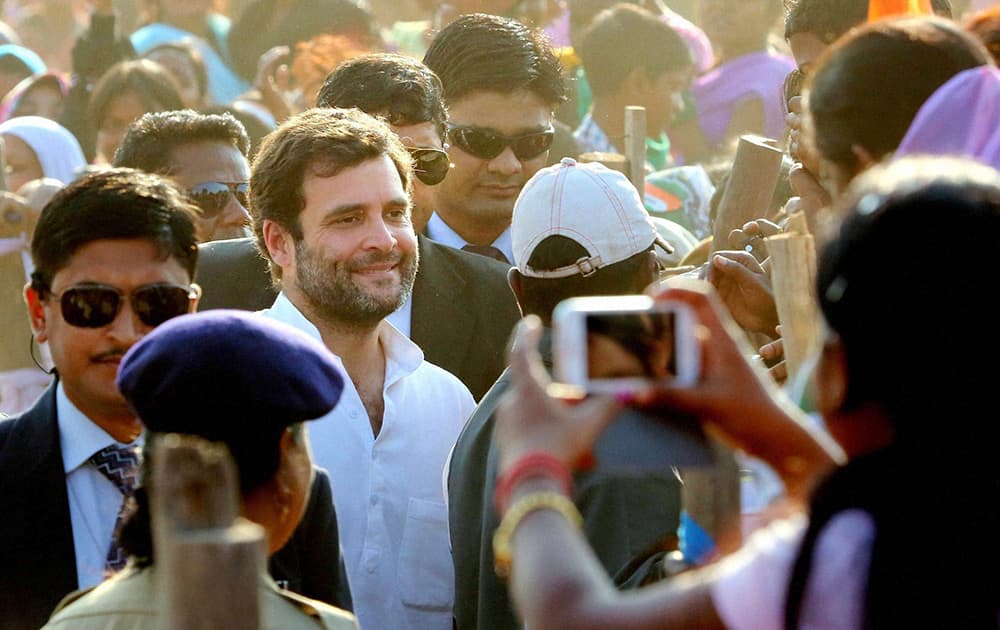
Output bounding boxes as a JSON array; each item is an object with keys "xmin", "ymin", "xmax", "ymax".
[
  {"xmin": 89, "ymin": 444, "xmax": 140, "ymax": 572},
  {"xmin": 462, "ymin": 243, "xmax": 511, "ymax": 264}
]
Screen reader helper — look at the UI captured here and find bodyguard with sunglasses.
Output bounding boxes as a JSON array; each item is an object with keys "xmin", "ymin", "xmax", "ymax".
[
  {"xmin": 0, "ymin": 169, "xmax": 201, "ymax": 629},
  {"xmin": 423, "ymin": 13, "xmax": 566, "ymax": 266},
  {"xmin": 113, "ymin": 109, "xmax": 252, "ymax": 243}
]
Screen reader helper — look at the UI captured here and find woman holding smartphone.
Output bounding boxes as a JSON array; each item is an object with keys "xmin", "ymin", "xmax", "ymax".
[{"xmin": 493, "ymin": 155, "xmax": 1000, "ymax": 629}]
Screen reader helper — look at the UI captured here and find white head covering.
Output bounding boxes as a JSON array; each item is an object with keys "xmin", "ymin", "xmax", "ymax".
[{"xmin": 0, "ymin": 115, "xmax": 86, "ymax": 185}]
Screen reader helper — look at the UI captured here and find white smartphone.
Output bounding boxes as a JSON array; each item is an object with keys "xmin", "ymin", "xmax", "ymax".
[{"xmin": 553, "ymin": 295, "xmax": 700, "ymax": 394}]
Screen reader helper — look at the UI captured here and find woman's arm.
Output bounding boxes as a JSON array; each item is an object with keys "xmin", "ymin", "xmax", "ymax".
[{"xmin": 494, "ymin": 283, "xmax": 843, "ymax": 629}]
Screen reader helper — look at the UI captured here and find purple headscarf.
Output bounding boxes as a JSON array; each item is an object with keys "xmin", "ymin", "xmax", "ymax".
[{"xmin": 897, "ymin": 66, "xmax": 1000, "ymax": 171}]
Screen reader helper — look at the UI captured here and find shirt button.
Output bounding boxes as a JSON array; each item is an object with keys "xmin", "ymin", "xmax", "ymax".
[{"xmin": 370, "ymin": 495, "xmax": 378, "ymax": 506}]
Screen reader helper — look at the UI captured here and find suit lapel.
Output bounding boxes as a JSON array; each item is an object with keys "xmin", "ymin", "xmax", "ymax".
[{"xmin": 410, "ymin": 236, "xmax": 476, "ymax": 372}]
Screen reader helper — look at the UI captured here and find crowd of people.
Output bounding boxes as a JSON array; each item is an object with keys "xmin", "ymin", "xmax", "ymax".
[{"xmin": 1, "ymin": 0, "xmax": 999, "ymax": 627}]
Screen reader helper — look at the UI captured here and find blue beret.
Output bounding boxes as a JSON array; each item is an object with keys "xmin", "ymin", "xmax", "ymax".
[{"xmin": 117, "ymin": 310, "xmax": 344, "ymax": 438}]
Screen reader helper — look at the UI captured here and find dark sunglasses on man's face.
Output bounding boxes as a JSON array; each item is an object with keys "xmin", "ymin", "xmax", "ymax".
[
  {"xmin": 188, "ymin": 181, "xmax": 249, "ymax": 219},
  {"xmin": 408, "ymin": 147, "xmax": 451, "ymax": 186},
  {"xmin": 447, "ymin": 124, "xmax": 555, "ymax": 161},
  {"xmin": 50, "ymin": 283, "xmax": 198, "ymax": 328}
]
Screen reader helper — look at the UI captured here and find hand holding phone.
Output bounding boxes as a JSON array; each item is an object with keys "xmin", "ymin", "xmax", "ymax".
[
  {"xmin": 552, "ymin": 295, "xmax": 713, "ymax": 471},
  {"xmin": 553, "ymin": 295, "xmax": 700, "ymax": 394}
]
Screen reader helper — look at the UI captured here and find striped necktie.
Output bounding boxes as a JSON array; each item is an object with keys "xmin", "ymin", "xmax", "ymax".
[{"xmin": 89, "ymin": 444, "xmax": 140, "ymax": 572}]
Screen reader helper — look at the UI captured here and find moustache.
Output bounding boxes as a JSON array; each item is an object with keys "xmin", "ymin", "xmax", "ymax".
[
  {"xmin": 91, "ymin": 349, "xmax": 129, "ymax": 363},
  {"xmin": 345, "ymin": 252, "xmax": 406, "ymax": 272}
]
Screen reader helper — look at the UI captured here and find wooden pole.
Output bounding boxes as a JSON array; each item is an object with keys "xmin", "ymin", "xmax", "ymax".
[
  {"xmin": 679, "ymin": 442, "xmax": 742, "ymax": 562},
  {"xmin": 766, "ymin": 213, "xmax": 821, "ymax": 384},
  {"xmin": 577, "ymin": 151, "xmax": 628, "ymax": 174},
  {"xmin": 710, "ymin": 135, "xmax": 784, "ymax": 255},
  {"xmin": 624, "ymin": 106, "xmax": 646, "ymax": 196},
  {"xmin": 151, "ymin": 434, "xmax": 265, "ymax": 630}
]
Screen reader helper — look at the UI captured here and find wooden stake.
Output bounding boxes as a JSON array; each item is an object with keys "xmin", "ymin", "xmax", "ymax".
[
  {"xmin": 710, "ymin": 135, "xmax": 784, "ymax": 255},
  {"xmin": 766, "ymin": 228, "xmax": 821, "ymax": 384},
  {"xmin": 679, "ymin": 442, "xmax": 742, "ymax": 560},
  {"xmin": 624, "ymin": 106, "xmax": 646, "ymax": 196},
  {"xmin": 151, "ymin": 434, "xmax": 265, "ymax": 630}
]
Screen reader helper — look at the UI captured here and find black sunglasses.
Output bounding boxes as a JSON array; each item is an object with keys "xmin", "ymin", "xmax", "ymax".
[
  {"xmin": 188, "ymin": 181, "xmax": 249, "ymax": 219},
  {"xmin": 408, "ymin": 147, "xmax": 451, "ymax": 186},
  {"xmin": 50, "ymin": 283, "xmax": 198, "ymax": 328},
  {"xmin": 447, "ymin": 124, "xmax": 555, "ymax": 161}
]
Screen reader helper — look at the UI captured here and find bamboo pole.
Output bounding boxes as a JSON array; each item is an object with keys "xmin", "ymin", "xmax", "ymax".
[
  {"xmin": 710, "ymin": 135, "xmax": 784, "ymax": 255},
  {"xmin": 765, "ymin": 213, "xmax": 821, "ymax": 384},
  {"xmin": 151, "ymin": 434, "xmax": 264, "ymax": 630},
  {"xmin": 624, "ymin": 106, "xmax": 646, "ymax": 195}
]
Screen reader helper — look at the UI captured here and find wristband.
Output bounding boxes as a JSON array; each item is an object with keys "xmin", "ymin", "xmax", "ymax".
[
  {"xmin": 494, "ymin": 452, "xmax": 573, "ymax": 514},
  {"xmin": 493, "ymin": 491, "xmax": 582, "ymax": 578}
]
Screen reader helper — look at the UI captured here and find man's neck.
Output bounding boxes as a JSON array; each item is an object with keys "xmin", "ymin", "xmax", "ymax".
[
  {"xmin": 63, "ymin": 387, "xmax": 142, "ymax": 444},
  {"xmin": 590, "ymin": 99, "xmax": 628, "ymax": 146},
  {"xmin": 285, "ymin": 287, "xmax": 389, "ymax": 436},
  {"xmin": 436, "ymin": 208, "xmax": 508, "ymax": 247}
]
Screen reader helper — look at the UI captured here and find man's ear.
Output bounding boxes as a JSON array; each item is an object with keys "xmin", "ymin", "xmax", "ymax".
[
  {"xmin": 507, "ymin": 267, "xmax": 525, "ymax": 316},
  {"xmin": 23, "ymin": 284, "xmax": 49, "ymax": 343},
  {"xmin": 262, "ymin": 220, "xmax": 294, "ymax": 271}
]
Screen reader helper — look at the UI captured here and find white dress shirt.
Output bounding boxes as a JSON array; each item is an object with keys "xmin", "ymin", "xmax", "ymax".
[
  {"xmin": 261, "ymin": 293, "xmax": 475, "ymax": 630},
  {"xmin": 56, "ymin": 384, "xmax": 141, "ymax": 589},
  {"xmin": 385, "ymin": 292, "xmax": 413, "ymax": 339},
  {"xmin": 425, "ymin": 212, "xmax": 515, "ymax": 265}
]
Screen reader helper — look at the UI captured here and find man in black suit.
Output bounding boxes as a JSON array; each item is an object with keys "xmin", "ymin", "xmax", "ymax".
[
  {"xmin": 421, "ymin": 14, "xmax": 567, "ymax": 265},
  {"xmin": 196, "ymin": 54, "xmax": 521, "ymax": 399},
  {"xmin": 0, "ymin": 169, "xmax": 349, "ymax": 629}
]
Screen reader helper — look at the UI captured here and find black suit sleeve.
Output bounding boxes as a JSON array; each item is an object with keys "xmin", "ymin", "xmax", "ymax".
[{"xmin": 268, "ymin": 468, "xmax": 352, "ymax": 611}]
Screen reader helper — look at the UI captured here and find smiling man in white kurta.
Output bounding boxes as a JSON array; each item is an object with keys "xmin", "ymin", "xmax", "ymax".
[{"xmin": 250, "ymin": 108, "xmax": 474, "ymax": 629}]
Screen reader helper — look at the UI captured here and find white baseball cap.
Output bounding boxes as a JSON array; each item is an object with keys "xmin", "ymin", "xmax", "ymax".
[{"xmin": 512, "ymin": 157, "xmax": 672, "ymax": 278}]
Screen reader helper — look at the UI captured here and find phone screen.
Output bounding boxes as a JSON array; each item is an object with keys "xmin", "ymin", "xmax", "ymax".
[{"xmin": 585, "ymin": 311, "xmax": 677, "ymax": 380}]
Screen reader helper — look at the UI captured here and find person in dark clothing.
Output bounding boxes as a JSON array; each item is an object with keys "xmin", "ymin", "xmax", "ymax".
[{"xmin": 448, "ymin": 158, "xmax": 684, "ymax": 630}]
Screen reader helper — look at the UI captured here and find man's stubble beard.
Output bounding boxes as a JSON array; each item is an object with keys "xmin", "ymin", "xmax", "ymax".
[{"xmin": 294, "ymin": 239, "xmax": 419, "ymax": 330}]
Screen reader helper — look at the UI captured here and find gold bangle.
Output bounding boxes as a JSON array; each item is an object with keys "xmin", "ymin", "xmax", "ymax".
[{"xmin": 493, "ymin": 491, "xmax": 583, "ymax": 578}]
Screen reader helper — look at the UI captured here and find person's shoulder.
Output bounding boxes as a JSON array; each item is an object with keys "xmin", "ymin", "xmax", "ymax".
[
  {"xmin": 43, "ymin": 570, "xmax": 158, "ymax": 628},
  {"xmin": 421, "ymin": 236, "xmax": 510, "ymax": 277},
  {"xmin": 0, "ymin": 385, "xmax": 53, "ymax": 448},
  {"xmin": 198, "ymin": 236, "xmax": 262, "ymax": 262},
  {"xmin": 271, "ymin": 587, "xmax": 358, "ymax": 629},
  {"xmin": 413, "ymin": 359, "xmax": 473, "ymax": 391},
  {"xmin": 410, "ymin": 359, "xmax": 476, "ymax": 410}
]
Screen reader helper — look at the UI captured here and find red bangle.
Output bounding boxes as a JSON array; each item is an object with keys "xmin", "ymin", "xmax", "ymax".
[{"xmin": 494, "ymin": 452, "xmax": 573, "ymax": 514}]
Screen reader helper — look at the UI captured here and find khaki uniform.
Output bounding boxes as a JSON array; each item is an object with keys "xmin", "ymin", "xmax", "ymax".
[{"xmin": 42, "ymin": 567, "xmax": 358, "ymax": 629}]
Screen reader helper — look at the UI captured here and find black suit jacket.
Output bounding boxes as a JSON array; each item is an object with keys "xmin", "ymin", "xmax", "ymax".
[
  {"xmin": 0, "ymin": 385, "xmax": 77, "ymax": 630},
  {"xmin": 196, "ymin": 235, "xmax": 521, "ymax": 399},
  {"xmin": 0, "ymin": 386, "xmax": 350, "ymax": 629}
]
